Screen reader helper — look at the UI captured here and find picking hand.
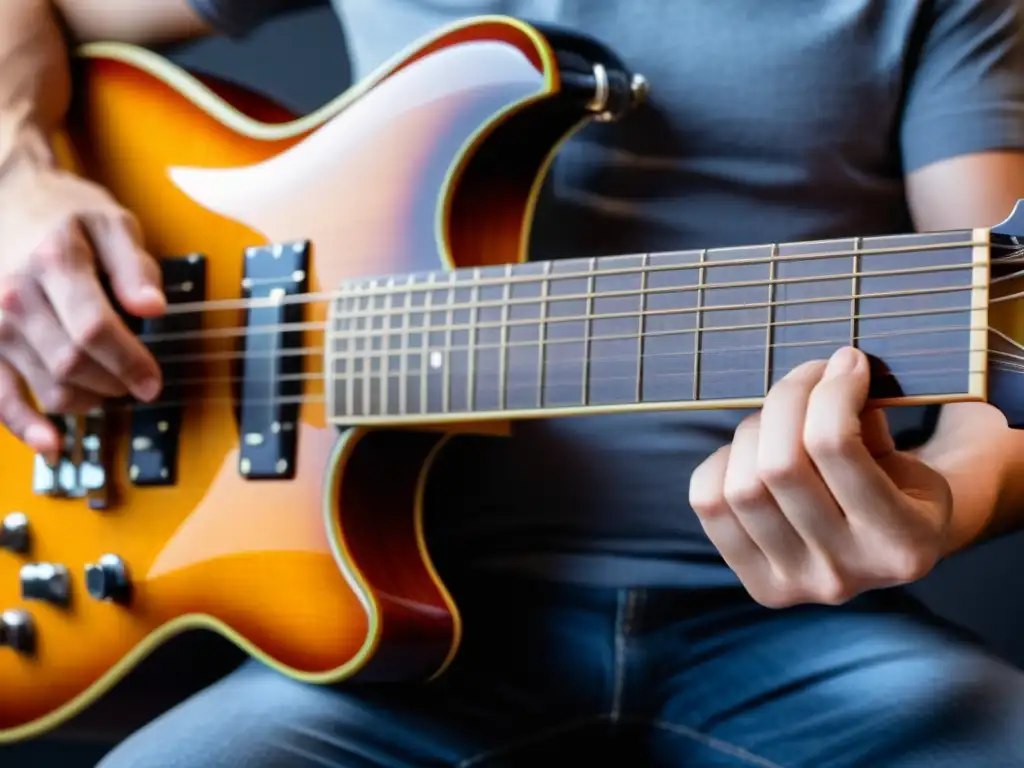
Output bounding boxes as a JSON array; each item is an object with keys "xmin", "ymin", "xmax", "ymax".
[
  {"xmin": 0, "ymin": 136, "xmax": 165, "ymax": 458},
  {"xmin": 688, "ymin": 346, "xmax": 953, "ymax": 608}
]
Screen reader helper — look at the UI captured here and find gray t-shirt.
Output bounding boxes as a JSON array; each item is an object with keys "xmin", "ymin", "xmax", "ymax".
[{"xmin": 189, "ymin": 0, "xmax": 1024, "ymax": 587}]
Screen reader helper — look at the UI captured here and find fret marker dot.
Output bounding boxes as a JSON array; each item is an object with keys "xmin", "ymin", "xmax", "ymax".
[{"xmin": 429, "ymin": 351, "xmax": 443, "ymax": 370}]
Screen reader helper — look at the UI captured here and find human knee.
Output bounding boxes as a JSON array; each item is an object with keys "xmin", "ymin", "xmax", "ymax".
[
  {"xmin": 843, "ymin": 650, "xmax": 1024, "ymax": 765},
  {"xmin": 97, "ymin": 664, "xmax": 352, "ymax": 767}
]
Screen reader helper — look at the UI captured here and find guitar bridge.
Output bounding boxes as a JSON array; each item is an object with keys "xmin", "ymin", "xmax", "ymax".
[{"xmin": 32, "ymin": 412, "xmax": 111, "ymax": 510}]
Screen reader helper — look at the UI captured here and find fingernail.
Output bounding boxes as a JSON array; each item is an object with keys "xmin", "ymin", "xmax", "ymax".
[
  {"xmin": 824, "ymin": 347, "xmax": 860, "ymax": 379},
  {"xmin": 139, "ymin": 285, "xmax": 166, "ymax": 307},
  {"xmin": 134, "ymin": 377, "xmax": 161, "ymax": 402}
]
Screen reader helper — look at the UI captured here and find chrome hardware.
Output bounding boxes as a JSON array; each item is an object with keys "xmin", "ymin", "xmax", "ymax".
[
  {"xmin": 630, "ymin": 73, "xmax": 650, "ymax": 106},
  {"xmin": 33, "ymin": 412, "xmax": 109, "ymax": 509},
  {"xmin": 0, "ymin": 513, "xmax": 30, "ymax": 554},
  {"xmin": 586, "ymin": 63, "xmax": 611, "ymax": 116},
  {"xmin": 0, "ymin": 610, "xmax": 34, "ymax": 655},
  {"xmin": 586, "ymin": 64, "xmax": 651, "ymax": 123},
  {"xmin": 85, "ymin": 554, "xmax": 131, "ymax": 604},
  {"xmin": 20, "ymin": 563, "xmax": 70, "ymax": 607}
]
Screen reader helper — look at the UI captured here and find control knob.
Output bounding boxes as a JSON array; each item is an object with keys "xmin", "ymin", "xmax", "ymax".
[
  {"xmin": 0, "ymin": 513, "xmax": 30, "ymax": 554},
  {"xmin": 85, "ymin": 555, "xmax": 131, "ymax": 604},
  {"xmin": 0, "ymin": 610, "xmax": 34, "ymax": 655},
  {"xmin": 20, "ymin": 563, "xmax": 70, "ymax": 606}
]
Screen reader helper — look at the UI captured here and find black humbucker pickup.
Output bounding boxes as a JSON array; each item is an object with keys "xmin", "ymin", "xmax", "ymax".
[
  {"xmin": 127, "ymin": 254, "xmax": 207, "ymax": 486},
  {"xmin": 237, "ymin": 241, "xmax": 309, "ymax": 480}
]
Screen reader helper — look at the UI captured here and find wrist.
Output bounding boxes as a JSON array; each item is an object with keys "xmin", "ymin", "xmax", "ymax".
[
  {"xmin": 943, "ymin": 453, "xmax": 1004, "ymax": 555},
  {"xmin": 921, "ymin": 438, "xmax": 1007, "ymax": 561},
  {"xmin": 911, "ymin": 408, "xmax": 1008, "ymax": 555},
  {"xmin": 1, "ymin": 114, "xmax": 58, "ymax": 180}
]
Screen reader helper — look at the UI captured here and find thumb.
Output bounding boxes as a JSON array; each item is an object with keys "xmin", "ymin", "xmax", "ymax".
[{"xmin": 84, "ymin": 212, "xmax": 165, "ymax": 318}]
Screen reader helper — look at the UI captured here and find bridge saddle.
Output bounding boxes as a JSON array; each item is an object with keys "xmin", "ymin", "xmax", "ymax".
[
  {"xmin": 32, "ymin": 411, "xmax": 109, "ymax": 509},
  {"xmin": 30, "ymin": 254, "xmax": 207, "ymax": 504}
]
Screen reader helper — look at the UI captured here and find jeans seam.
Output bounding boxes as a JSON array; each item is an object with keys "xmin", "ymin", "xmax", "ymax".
[
  {"xmin": 610, "ymin": 588, "xmax": 636, "ymax": 722},
  {"xmin": 630, "ymin": 717, "xmax": 786, "ymax": 768},
  {"xmin": 455, "ymin": 715, "xmax": 608, "ymax": 767}
]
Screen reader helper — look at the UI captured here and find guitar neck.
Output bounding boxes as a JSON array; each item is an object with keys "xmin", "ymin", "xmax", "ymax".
[{"xmin": 326, "ymin": 227, "xmax": 990, "ymax": 425}]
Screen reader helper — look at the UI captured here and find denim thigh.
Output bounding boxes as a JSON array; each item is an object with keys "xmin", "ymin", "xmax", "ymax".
[{"xmin": 96, "ymin": 580, "xmax": 1024, "ymax": 767}]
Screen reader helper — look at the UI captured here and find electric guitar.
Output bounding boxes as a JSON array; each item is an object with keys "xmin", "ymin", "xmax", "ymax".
[{"xmin": 2, "ymin": 14, "xmax": 1024, "ymax": 743}]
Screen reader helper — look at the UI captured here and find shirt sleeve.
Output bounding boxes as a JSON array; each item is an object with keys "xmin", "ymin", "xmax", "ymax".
[
  {"xmin": 900, "ymin": 0, "xmax": 1024, "ymax": 172},
  {"xmin": 188, "ymin": 0, "xmax": 329, "ymax": 38}
]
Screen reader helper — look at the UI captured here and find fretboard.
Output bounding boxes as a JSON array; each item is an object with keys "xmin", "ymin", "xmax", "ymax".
[{"xmin": 326, "ymin": 228, "xmax": 988, "ymax": 424}]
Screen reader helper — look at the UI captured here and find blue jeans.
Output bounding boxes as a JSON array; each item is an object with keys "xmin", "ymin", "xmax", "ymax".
[{"xmin": 98, "ymin": 574, "xmax": 1024, "ymax": 767}]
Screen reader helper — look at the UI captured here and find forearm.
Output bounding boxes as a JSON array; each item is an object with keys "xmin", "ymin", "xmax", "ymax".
[
  {"xmin": 0, "ymin": 0, "xmax": 213, "ymax": 214},
  {"xmin": 0, "ymin": 2, "xmax": 73, "ymax": 162},
  {"xmin": 1, "ymin": 1, "xmax": 211, "ymax": 150},
  {"xmin": 913, "ymin": 401, "xmax": 1024, "ymax": 555}
]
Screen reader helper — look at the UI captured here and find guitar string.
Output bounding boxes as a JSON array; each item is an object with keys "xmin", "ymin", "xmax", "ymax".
[
  {"xmin": 159, "ymin": 343, "xmax": 990, "ymax": 388},
  {"xmin": 99, "ymin": 362, "xmax": 999, "ymax": 416},
  {"xmin": 147, "ymin": 299, "xmax": 986, "ymax": 370},
  {"xmin": 140, "ymin": 265, "xmax": 984, "ymax": 346},
  {"xmin": 95, "ymin": 339, "xmax": 1017, "ymax": 416},
  {"xmin": 148, "ymin": 237, "xmax": 1007, "ymax": 322},
  {"xmin": 149, "ymin": 320, "xmax": 1001, "ymax": 369},
  {"xmin": 105, "ymin": 363, "xmax": 1024, "ymax": 420}
]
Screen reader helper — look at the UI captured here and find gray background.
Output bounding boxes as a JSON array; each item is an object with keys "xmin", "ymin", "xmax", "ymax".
[{"xmin": 5, "ymin": 4, "xmax": 1024, "ymax": 764}]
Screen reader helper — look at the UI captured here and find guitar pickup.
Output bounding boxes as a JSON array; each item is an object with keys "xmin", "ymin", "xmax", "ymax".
[
  {"xmin": 127, "ymin": 254, "xmax": 207, "ymax": 486},
  {"xmin": 237, "ymin": 241, "xmax": 309, "ymax": 480}
]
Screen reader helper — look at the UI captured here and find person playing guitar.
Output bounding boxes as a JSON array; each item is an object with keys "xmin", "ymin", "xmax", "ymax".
[{"xmin": 4, "ymin": 1, "xmax": 1024, "ymax": 766}]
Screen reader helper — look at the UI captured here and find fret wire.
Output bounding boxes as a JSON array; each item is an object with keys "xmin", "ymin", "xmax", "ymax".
[
  {"xmin": 499, "ymin": 263, "xmax": 511, "ymax": 410},
  {"xmin": 331, "ymin": 261, "xmax": 978, "ymax": 338},
  {"xmin": 636, "ymin": 252, "xmax": 650, "ymax": 403},
  {"xmin": 327, "ymin": 357, "xmax": 987, "ymax": 403},
  {"xmin": 338, "ymin": 339, "xmax": 981, "ymax": 386},
  {"xmin": 342, "ymin": 296, "xmax": 984, "ymax": 369},
  {"xmin": 537, "ymin": 261, "xmax": 552, "ymax": 408},
  {"xmin": 399, "ymin": 276, "xmax": 410, "ymax": 415},
  {"xmin": 763, "ymin": 244, "xmax": 777, "ymax": 397},
  {"xmin": 363, "ymin": 281, "xmax": 377, "ymax": 416},
  {"xmin": 168, "ymin": 357, "xmax": 994, "ymax": 412},
  {"xmin": 346, "ymin": 282, "xmax": 979, "ymax": 342},
  {"xmin": 338, "ymin": 312, "xmax": 977, "ymax": 368},
  {"xmin": 325, "ymin": 298, "xmax": 336, "ymax": 419},
  {"xmin": 381, "ymin": 277, "xmax": 393, "ymax": 415},
  {"xmin": 693, "ymin": 248, "xmax": 707, "ymax": 400},
  {"xmin": 345, "ymin": 293, "xmax": 355, "ymax": 417},
  {"xmin": 850, "ymin": 236, "xmax": 861, "ymax": 349},
  {"xmin": 333, "ymin": 236, "xmax": 982, "ymax": 301},
  {"xmin": 421, "ymin": 272, "xmax": 434, "ymax": 415},
  {"xmin": 582, "ymin": 258, "xmax": 595, "ymax": 405},
  {"xmin": 442, "ymin": 272, "xmax": 454, "ymax": 414},
  {"xmin": 188, "ymin": 340, "xmax": 993, "ymax": 392},
  {"xmin": 467, "ymin": 268, "xmax": 479, "ymax": 412}
]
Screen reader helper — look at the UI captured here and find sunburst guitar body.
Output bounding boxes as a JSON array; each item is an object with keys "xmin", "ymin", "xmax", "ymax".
[
  {"xmin": 0, "ymin": 15, "xmax": 644, "ymax": 743},
  {"xmin": 3, "ymin": 14, "xmax": 1024, "ymax": 744}
]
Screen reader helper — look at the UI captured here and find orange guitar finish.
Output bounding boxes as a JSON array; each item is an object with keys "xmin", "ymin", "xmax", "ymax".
[{"xmin": 0, "ymin": 16, "xmax": 601, "ymax": 742}]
